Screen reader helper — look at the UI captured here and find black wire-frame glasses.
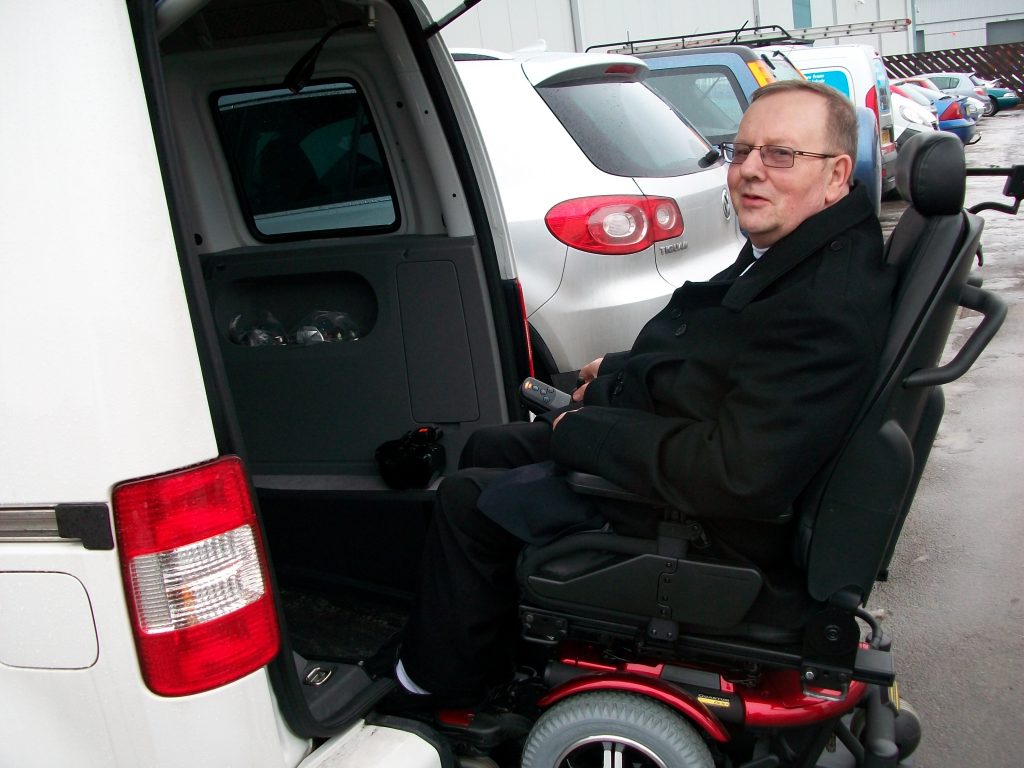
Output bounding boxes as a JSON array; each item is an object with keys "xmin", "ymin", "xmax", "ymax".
[{"xmin": 719, "ymin": 142, "xmax": 837, "ymax": 168}]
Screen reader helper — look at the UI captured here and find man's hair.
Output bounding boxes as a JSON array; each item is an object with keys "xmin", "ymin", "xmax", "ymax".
[{"xmin": 750, "ymin": 79, "xmax": 858, "ymax": 164}]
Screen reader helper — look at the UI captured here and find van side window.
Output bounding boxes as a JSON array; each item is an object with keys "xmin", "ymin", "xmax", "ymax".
[{"xmin": 213, "ymin": 82, "xmax": 398, "ymax": 239}]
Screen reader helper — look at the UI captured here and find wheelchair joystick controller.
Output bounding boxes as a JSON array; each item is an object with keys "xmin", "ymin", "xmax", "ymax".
[{"xmin": 520, "ymin": 377, "xmax": 572, "ymax": 413}]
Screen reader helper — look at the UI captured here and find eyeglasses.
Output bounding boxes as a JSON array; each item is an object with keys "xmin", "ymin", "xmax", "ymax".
[{"xmin": 719, "ymin": 142, "xmax": 837, "ymax": 168}]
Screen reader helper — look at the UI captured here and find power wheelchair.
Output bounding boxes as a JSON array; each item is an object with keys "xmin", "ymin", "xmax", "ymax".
[{"xmin": 427, "ymin": 131, "xmax": 1015, "ymax": 768}]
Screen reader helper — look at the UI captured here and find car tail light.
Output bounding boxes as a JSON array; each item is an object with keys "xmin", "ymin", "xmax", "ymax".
[
  {"xmin": 113, "ymin": 456, "xmax": 279, "ymax": 697},
  {"xmin": 545, "ymin": 195, "xmax": 683, "ymax": 255},
  {"xmin": 940, "ymin": 100, "xmax": 964, "ymax": 121}
]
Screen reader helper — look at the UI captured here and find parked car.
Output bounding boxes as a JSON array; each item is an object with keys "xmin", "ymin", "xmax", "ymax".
[
  {"xmin": 891, "ymin": 74, "xmax": 984, "ymax": 122},
  {"xmin": 920, "ymin": 70, "xmax": 1020, "ymax": 115},
  {"xmin": 454, "ymin": 49, "xmax": 743, "ymax": 384},
  {"xmin": 637, "ymin": 45, "xmax": 803, "ymax": 146},
  {"xmin": 892, "ymin": 82, "xmax": 979, "ymax": 145},
  {"xmin": 966, "ymin": 96, "xmax": 985, "ymax": 120},
  {"xmin": 891, "ymin": 92, "xmax": 937, "ymax": 148},
  {"xmin": 978, "ymin": 78, "xmax": 1022, "ymax": 114},
  {"xmin": 891, "ymin": 74, "xmax": 943, "ymax": 93},
  {"xmin": 770, "ymin": 43, "xmax": 898, "ymax": 197},
  {"xmin": 634, "ymin": 43, "xmax": 883, "ymax": 211},
  {"xmin": 1, "ymin": 0, "xmax": 540, "ymax": 765},
  {"xmin": 917, "ymin": 70, "xmax": 987, "ymax": 101}
]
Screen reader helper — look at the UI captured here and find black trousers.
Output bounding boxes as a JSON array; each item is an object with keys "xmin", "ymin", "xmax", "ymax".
[{"xmin": 400, "ymin": 421, "xmax": 555, "ymax": 698}]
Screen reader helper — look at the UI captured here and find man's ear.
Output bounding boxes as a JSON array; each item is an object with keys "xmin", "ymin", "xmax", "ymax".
[{"xmin": 825, "ymin": 154, "xmax": 854, "ymax": 203}]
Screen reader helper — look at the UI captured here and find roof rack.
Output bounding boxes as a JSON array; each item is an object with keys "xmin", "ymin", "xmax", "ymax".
[{"xmin": 587, "ymin": 19, "xmax": 910, "ymax": 55}]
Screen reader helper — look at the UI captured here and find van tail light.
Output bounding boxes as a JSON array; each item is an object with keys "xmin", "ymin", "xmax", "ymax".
[
  {"xmin": 113, "ymin": 456, "xmax": 279, "ymax": 697},
  {"xmin": 865, "ymin": 86, "xmax": 881, "ymax": 126},
  {"xmin": 940, "ymin": 100, "xmax": 964, "ymax": 121},
  {"xmin": 864, "ymin": 87, "xmax": 896, "ymax": 153},
  {"xmin": 515, "ymin": 278, "xmax": 536, "ymax": 378},
  {"xmin": 546, "ymin": 195, "xmax": 683, "ymax": 255}
]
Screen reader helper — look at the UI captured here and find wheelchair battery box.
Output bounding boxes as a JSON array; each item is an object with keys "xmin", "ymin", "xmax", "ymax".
[{"xmin": 375, "ymin": 427, "xmax": 445, "ymax": 489}]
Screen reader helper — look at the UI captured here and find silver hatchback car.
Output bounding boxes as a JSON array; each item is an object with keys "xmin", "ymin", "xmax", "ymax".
[{"xmin": 454, "ymin": 50, "xmax": 744, "ymax": 384}]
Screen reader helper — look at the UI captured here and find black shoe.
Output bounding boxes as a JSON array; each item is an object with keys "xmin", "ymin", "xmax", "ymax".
[{"xmin": 361, "ymin": 631, "xmax": 404, "ymax": 680}]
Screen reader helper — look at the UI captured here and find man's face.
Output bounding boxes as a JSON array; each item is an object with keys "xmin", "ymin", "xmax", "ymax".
[{"xmin": 728, "ymin": 90, "xmax": 852, "ymax": 249}]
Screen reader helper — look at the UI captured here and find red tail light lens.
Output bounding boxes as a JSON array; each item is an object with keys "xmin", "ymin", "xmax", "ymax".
[
  {"xmin": 940, "ymin": 101, "xmax": 964, "ymax": 121},
  {"xmin": 545, "ymin": 195, "xmax": 684, "ymax": 255},
  {"xmin": 865, "ymin": 86, "xmax": 880, "ymax": 125},
  {"xmin": 113, "ymin": 456, "xmax": 279, "ymax": 696},
  {"xmin": 604, "ymin": 64, "xmax": 639, "ymax": 76}
]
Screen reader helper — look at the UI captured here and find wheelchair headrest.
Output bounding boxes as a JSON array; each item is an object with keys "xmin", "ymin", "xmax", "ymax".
[{"xmin": 895, "ymin": 131, "xmax": 966, "ymax": 216}]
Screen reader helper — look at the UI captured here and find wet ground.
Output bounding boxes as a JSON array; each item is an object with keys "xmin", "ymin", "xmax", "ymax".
[{"xmin": 871, "ymin": 109, "xmax": 1024, "ymax": 767}]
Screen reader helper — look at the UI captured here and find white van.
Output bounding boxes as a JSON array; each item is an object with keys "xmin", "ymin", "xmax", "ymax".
[
  {"xmin": 771, "ymin": 43, "xmax": 899, "ymax": 195},
  {"xmin": 0, "ymin": 1, "xmax": 532, "ymax": 766}
]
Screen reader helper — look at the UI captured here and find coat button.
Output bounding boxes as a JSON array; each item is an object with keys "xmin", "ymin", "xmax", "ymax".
[
  {"xmin": 674, "ymin": 323, "xmax": 688, "ymax": 336},
  {"xmin": 670, "ymin": 307, "xmax": 682, "ymax": 319},
  {"xmin": 830, "ymin": 240, "xmax": 843, "ymax": 251}
]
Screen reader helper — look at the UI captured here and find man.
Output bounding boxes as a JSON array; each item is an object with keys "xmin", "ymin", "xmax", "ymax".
[{"xmin": 380, "ymin": 79, "xmax": 897, "ymax": 710}]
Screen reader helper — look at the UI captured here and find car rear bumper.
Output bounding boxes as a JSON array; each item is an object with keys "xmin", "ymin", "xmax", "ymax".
[{"xmin": 940, "ymin": 120, "xmax": 978, "ymax": 144}]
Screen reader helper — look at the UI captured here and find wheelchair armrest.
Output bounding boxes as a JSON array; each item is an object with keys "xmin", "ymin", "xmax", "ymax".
[
  {"xmin": 565, "ymin": 471, "xmax": 664, "ymax": 506},
  {"xmin": 902, "ymin": 283, "xmax": 1006, "ymax": 388}
]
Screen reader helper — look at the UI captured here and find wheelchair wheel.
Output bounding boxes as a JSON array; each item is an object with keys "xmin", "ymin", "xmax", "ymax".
[{"xmin": 520, "ymin": 691, "xmax": 713, "ymax": 768}]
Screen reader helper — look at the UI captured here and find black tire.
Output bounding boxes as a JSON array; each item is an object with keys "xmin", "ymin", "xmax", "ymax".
[
  {"xmin": 520, "ymin": 691, "xmax": 714, "ymax": 768},
  {"xmin": 984, "ymin": 97, "xmax": 999, "ymax": 117}
]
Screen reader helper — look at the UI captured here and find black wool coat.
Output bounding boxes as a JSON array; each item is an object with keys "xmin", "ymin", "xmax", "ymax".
[{"xmin": 548, "ymin": 182, "xmax": 896, "ymax": 566}]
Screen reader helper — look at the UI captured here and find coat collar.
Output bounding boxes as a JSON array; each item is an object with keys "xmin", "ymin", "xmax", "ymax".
[{"xmin": 721, "ymin": 181, "xmax": 877, "ymax": 311}]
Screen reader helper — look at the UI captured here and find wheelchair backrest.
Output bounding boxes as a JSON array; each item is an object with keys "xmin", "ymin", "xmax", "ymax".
[{"xmin": 795, "ymin": 131, "xmax": 986, "ymax": 605}]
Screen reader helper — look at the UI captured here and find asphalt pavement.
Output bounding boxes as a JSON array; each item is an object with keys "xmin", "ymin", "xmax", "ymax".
[{"xmin": 870, "ymin": 109, "xmax": 1024, "ymax": 767}]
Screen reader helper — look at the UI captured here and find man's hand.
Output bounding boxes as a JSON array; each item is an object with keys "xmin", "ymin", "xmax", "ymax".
[
  {"xmin": 578, "ymin": 357, "xmax": 603, "ymax": 384},
  {"xmin": 573, "ymin": 357, "xmax": 603, "ymax": 403},
  {"xmin": 553, "ymin": 357, "xmax": 603, "ymax": 430}
]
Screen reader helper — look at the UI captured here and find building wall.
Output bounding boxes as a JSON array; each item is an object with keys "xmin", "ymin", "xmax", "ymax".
[
  {"xmin": 434, "ymin": 0, "xmax": 763, "ymax": 53},
  {"xmin": 914, "ymin": 0, "xmax": 1024, "ymax": 50},
  {"xmin": 430, "ymin": 0, "xmax": 1022, "ymax": 56},
  {"xmin": 428, "ymin": 0, "xmax": 577, "ymax": 52},
  {"xmin": 571, "ymin": 0, "xmax": 760, "ymax": 50},
  {"xmin": 799, "ymin": 0, "xmax": 913, "ymax": 55}
]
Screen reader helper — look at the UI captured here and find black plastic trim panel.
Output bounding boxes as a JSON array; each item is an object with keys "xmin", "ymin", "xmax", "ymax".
[{"xmin": 55, "ymin": 504, "xmax": 114, "ymax": 550}]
